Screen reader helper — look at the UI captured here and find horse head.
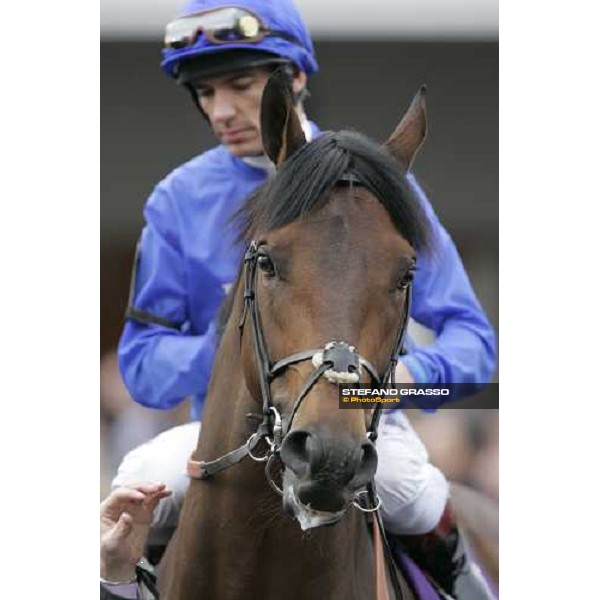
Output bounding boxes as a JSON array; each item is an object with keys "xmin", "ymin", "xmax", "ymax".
[{"xmin": 237, "ymin": 70, "xmax": 433, "ymax": 530}]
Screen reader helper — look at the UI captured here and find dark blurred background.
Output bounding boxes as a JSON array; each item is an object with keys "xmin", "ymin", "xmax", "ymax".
[{"xmin": 101, "ymin": 1, "xmax": 498, "ymax": 499}]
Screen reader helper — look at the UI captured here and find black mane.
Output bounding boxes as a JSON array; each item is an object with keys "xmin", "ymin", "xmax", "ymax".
[
  {"xmin": 237, "ymin": 130, "xmax": 433, "ymax": 253},
  {"xmin": 219, "ymin": 130, "xmax": 436, "ymax": 333}
]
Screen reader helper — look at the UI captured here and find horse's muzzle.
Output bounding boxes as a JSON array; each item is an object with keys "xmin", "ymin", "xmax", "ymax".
[{"xmin": 279, "ymin": 428, "xmax": 378, "ymax": 528}]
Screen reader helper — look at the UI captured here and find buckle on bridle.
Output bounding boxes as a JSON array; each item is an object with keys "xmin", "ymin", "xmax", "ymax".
[{"xmin": 246, "ymin": 406, "xmax": 283, "ymax": 461}]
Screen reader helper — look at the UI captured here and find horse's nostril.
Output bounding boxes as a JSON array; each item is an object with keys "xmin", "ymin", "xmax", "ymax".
[
  {"xmin": 350, "ymin": 441, "xmax": 378, "ymax": 490},
  {"xmin": 280, "ymin": 430, "xmax": 317, "ymax": 476}
]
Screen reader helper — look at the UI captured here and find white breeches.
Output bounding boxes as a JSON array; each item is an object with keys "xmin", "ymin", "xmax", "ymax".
[{"xmin": 112, "ymin": 411, "xmax": 448, "ymax": 545}]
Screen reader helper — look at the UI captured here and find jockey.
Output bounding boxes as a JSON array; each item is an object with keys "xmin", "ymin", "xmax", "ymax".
[{"xmin": 115, "ymin": 1, "xmax": 497, "ymax": 598}]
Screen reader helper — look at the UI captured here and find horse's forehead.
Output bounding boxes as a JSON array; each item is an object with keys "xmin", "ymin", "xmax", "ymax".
[
  {"xmin": 270, "ymin": 189, "xmax": 397, "ymax": 247},
  {"xmin": 317, "ymin": 188, "xmax": 391, "ymax": 224}
]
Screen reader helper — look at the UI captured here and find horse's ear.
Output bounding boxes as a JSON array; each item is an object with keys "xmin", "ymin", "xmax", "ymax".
[
  {"xmin": 260, "ymin": 68, "xmax": 307, "ymax": 166},
  {"xmin": 384, "ymin": 85, "xmax": 427, "ymax": 172}
]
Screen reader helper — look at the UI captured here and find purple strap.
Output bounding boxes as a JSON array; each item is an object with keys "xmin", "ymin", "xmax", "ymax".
[{"xmin": 396, "ymin": 552, "xmax": 442, "ymax": 600}]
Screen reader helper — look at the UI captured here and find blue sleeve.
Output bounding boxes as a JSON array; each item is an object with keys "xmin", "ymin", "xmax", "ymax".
[
  {"xmin": 400, "ymin": 174, "xmax": 497, "ymax": 387},
  {"xmin": 117, "ymin": 184, "xmax": 218, "ymax": 410}
]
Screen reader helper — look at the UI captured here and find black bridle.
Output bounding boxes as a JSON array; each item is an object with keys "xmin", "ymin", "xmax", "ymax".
[{"xmin": 187, "ymin": 237, "xmax": 413, "ymax": 481}]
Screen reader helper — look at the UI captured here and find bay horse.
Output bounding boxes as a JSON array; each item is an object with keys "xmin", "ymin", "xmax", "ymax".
[{"xmin": 159, "ymin": 72, "xmax": 491, "ymax": 599}]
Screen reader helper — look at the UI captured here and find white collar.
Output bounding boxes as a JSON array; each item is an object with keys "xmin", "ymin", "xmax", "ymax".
[{"xmin": 241, "ymin": 118, "xmax": 313, "ymax": 175}]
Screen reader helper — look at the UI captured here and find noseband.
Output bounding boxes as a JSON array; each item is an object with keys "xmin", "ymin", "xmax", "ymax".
[{"xmin": 187, "ymin": 238, "xmax": 413, "ymax": 483}]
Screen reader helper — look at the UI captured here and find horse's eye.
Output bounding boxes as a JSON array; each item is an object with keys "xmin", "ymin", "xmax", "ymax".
[
  {"xmin": 397, "ymin": 265, "xmax": 415, "ymax": 290},
  {"xmin": 257, "ymin": 255, "xmax": 276, "ymax": 277}
]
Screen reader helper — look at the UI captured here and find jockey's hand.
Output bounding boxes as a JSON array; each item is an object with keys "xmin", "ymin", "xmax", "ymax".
[
  {"xmin": 394, "ymin": 361, "xmax": 415, "ymax": 384},
  {"xmin": 100, "ymin": 482, "xmax": 171, "ymax": 582}
]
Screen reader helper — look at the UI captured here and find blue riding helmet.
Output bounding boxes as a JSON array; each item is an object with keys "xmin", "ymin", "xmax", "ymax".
[{"xmin": 161, "ymin": 0, "xmax": 319, "ymax": 79}]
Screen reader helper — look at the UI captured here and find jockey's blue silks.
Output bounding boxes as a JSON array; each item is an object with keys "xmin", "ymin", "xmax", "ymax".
[{"xmin": 118, "ymin": 122, "xmax": 496, "ymax": 420}]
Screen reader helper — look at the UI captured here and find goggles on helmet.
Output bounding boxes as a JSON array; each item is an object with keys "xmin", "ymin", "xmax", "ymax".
[{"xmin": 164, "ymin": 7, "xmax": 304, "ymax": 50}]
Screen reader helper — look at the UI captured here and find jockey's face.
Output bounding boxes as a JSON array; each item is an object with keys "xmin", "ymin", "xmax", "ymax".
[{"xmin": 194, "ymin": 67, "xmax": 306, "ymax": 157}]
